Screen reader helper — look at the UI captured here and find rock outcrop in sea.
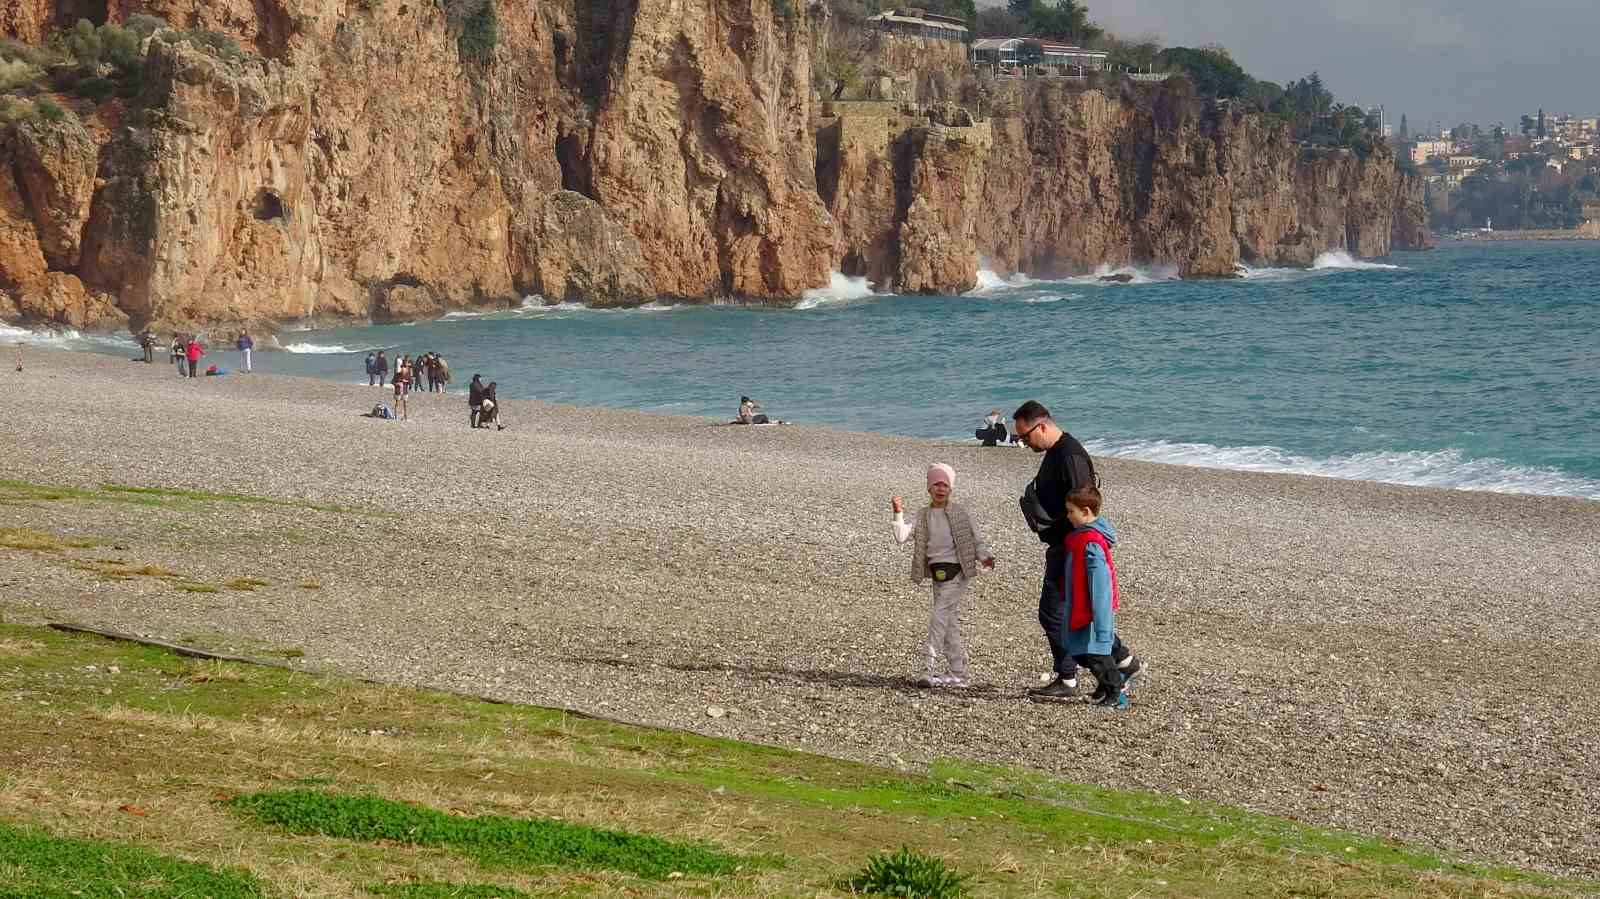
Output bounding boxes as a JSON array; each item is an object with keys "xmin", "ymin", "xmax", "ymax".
[{"xmin": 0, "ymin": 0, "xmax": 1431, "ymax": 331}]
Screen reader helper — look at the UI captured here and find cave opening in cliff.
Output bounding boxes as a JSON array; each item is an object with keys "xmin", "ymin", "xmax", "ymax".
[
  {"xmin": 556, "ymin": 134, "xmax": 595, "ymax": 199},
  {"xmin": 252, "ymin": 189, "xmax": 286, "ymax": 222}
]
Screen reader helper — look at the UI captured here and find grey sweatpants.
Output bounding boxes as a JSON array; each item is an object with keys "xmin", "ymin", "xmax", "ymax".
[{"xmin": 925, "ymin": 575, "xmax": 969, "ymax": 678}]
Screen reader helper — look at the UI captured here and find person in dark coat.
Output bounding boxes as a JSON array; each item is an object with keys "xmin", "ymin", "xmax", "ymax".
[{"xmin": 468, "ymin": 374, "xmax": 485, "ymax": 428}]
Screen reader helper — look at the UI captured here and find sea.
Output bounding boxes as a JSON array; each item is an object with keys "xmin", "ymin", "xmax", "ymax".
[{"xmin": 10, "ymin": 241, "xmax": 1599, "ymax": 500}]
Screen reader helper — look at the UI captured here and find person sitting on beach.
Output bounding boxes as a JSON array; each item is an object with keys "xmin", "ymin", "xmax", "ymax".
[
  {"xmin": 468, "ymin": 374, "xmax": 485, "ymax": 427},
  {"xmin": 1059, "ymin": 484, "xmax": 1136, "ymax": 709},
  {"xmin": 975, "ymin": 409, "xmax": 1008, "ymax": 447},
  {"xmin": 890, "ymin": 463, "xmax": 994, "ymax": 688},
  {"xmin": 736, "ymin": 396, "xmax": 771, "ymax": 424}
]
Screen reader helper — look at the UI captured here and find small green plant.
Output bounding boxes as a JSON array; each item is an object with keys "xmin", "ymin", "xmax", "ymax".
[
  {"xmin": 0, "ymin": 57, "xmax": 43, "ymax": 92},
  {"xmin": 225, "ymin": 577, "xmax": 272, "ymax": 591},
  {"xmin": 845, "ymin": 846, "xmax": 971, "ymax": 898},
  {"xmin": 34, "ymin": 97, "xmax": 68, "ymax": 123}
]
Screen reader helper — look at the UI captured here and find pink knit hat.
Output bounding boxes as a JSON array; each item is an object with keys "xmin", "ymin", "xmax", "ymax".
[{"xmin": 927, "ymin": 463, "xmax": 955, "ymax": 489}]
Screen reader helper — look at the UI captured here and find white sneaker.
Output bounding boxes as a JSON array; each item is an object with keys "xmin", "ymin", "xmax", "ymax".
[{"xmin": 939, "ymin": 675, "xmax": 971, "ymax": 689}]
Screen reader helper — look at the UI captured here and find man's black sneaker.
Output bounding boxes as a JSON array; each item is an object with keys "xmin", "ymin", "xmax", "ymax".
[{"xmin": 1026, "ymin": 677, "xmax": 1077, "ymax": 702}]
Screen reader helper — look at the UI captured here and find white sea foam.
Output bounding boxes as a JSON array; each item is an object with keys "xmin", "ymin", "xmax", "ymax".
[
  {"xmin": 796, "ymin": 271, "xmax": 876, "ymax": 310},
  {"xmin": 1, "ymin": 323, "xmax": 137, "ymax": 351},
  {"xmin": 1311, "ymin": 250, "xmax": 1400, "ymax": 271},
  {"xmin": 1063, "ymin": 263, "xmax": 1180, "ymax": 285},
  {"xmin": 967, "ymin": 269, "xmax": 1037, "ymax": 294},
  {"xmin": 281, "ymin": 342, "xmax": 385, "ymax": 355},
  {"xmin": 1086, "ymin": 438, "xmax": 1600, "ymax": 500}
]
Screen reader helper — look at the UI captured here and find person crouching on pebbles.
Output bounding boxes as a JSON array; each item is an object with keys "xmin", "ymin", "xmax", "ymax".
[
  {"xmin": 1059, "ymin": 484, "xmax": 1138, "ymax": 709},
  {"xmin": 891, "ymin": 463, "xmax": 994, "ymax": 688}
]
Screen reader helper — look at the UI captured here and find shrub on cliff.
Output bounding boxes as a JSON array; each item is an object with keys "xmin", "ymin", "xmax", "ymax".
[
  {"xmin": 0, "ymin": 57, "xmax": 44, "ymax": 93},
  {"xmin": 439, "ymin": 0, "xmax": 498, "ymax": 70}
]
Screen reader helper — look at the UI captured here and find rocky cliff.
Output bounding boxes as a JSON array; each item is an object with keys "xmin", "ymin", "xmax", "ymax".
[
  {"xmin": 819, "ymin": 79, "xmax": 1433, "ymax": 292},
  {"xmin": 1, "ymin": 2, "xmax": 1430, "ymax": 332}
]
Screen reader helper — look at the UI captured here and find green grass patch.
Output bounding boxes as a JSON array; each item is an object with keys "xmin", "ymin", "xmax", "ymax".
[
  {"xmin": 367, "ymin": 882, "xmax": 535, "ymax": 899},
  {"xmin": 0, "ymin": 620, "xmax": 1595, "ymax": 898},
  {"xmin": 0, "ymin": 478, "xmax": 370, "ymax": 516},
  {"xmin": 0, "ymin": 820, "xmax": 267, "ymax": 898},
  {"xmin": 224, "ymin": 789, "xmax": 757, "ymax": 881},
  {"xmin": 846, "ymin": 845, "xmax": 970, "ymax": 898}
]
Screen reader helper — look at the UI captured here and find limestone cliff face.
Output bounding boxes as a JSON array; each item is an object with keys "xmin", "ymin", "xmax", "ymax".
[
  {"xmin": 824, "ymin": 79, "xmax": 1432, "ymax": 289},
  {"xmin": 3, "ymin": 0, "xmax": 831, "ymax": 331},
  {"xmin": 2, "ymin": 5, "xmax": 1431, "ymax": 332}
]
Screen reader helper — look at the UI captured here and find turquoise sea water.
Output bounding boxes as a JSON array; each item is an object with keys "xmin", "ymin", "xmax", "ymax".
[{"xmin": 19, "ymin": 242, "xmax": 1600, "ymax": 499}]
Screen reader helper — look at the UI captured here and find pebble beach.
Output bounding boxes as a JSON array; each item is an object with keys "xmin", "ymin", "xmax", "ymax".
[{"xmin": 3, "ymin": 347, "xmax": 1598, "ymax": 876}]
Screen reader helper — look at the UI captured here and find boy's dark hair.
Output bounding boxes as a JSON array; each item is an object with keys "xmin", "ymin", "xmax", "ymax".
[
  {"xmin": 1067, "ymin": 484, "xmax": 1102, "ymax": 515},
  {"xmin": 1013, "ymin": 400, "xmax": 1051, "ymax": 423}
]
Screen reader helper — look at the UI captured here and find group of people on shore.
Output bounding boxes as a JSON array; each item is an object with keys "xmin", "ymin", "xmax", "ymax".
[
  {"xmin": 364, "ymin": 350, "xmax": 450, "ymax": 393},
  {"xmin": 140, "ymin": 330, "xmax": 254, "ymax": 378},
  {"xmin": 891, "ymin": 400, "xmax": 1142, "ymax": 709}
]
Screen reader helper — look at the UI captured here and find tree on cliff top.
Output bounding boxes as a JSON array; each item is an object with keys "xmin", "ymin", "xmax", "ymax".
[
  {"xmin": 1005, "ymin": 0, "xmax": 1102, "ymax": 44},
  {"xmin": 1156, "ymin": 45, "xmax": 1250, "ymax": 99}
]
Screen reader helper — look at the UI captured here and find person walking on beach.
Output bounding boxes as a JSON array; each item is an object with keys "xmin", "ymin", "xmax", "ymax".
[
  {"xmin": 468, "ymin": 374, "xmax": 484, "ymax": 427},
  {"xmin": 375, "ymin": 350, "xmax": 389, "ymax": 387},
  {"xmin": 891, "ymin": 463, "xmax": 995, "ymax": 688},
  {"xmin": 1012, "ymin": 400, "xmax": 1140, "ymax": 700},
  {"xmin": 171, "ymin": 335, "xmax": 186, "ymax": 376},
  {"xmin": 235, "ymin": 330, "xmax": 253, "ymax": 373},
  {"xmin": 139, "ymin": 329, "xmax": 156, "ymax": 363},
  {"xmin": 392, "ymin": 359, "xmax": 409, "ymax": 420},
  {"xmin": 185, "ymin": 336, "xmax": 204, "ymax": 379},
  {"xmin": 1059, "ymin": 484, "xmax": 1135, "ymax": 709},
  {"xmin": 433, "ymin": 355, "xmax": 450, "ymax": 393},
  {"xmin": 365, "ymin": 352, "xmax": 378, "ymax": 386}
]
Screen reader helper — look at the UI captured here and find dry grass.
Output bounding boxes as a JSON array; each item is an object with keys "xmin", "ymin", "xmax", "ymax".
[
  {"xmin": 0, "ymin": 638, "xmax": 45, "ymax": 657},
  {"xmin": 225, "ymin": 577, "xmax": 272, "ymax": 591},
  {"xmin": 0, "ymin": 527, "xmax": 97, "ymax": 552}
]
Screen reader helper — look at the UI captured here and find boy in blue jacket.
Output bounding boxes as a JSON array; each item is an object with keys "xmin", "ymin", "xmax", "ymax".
[{"xmin": 1062, "ymin": 485, "xmax": 1139, "ymax": 709}]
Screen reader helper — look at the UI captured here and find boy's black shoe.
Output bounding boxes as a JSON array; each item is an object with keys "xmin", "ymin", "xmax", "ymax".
[
  {"xmin": 1095, "ymin": 689, "xmax": 1131, "ymax": 710},
  {"xmin": 1026, "ymin": 677, "xmax": 1077, "ymax": 702},
  {"xmin": 1118, "ymin": 655, "xmax": 1143, "ymax": 692}
]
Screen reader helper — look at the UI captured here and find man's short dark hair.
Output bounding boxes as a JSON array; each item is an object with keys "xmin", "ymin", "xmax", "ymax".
[{"xmin": 1013, "ymin": 400, "xmax": 1051, "ymax": 423}]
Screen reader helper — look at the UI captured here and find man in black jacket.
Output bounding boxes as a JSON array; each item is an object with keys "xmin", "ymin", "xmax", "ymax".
[{"xmin": 1013, "ymin": 400, "xmax": 1140, "ymax": 701}]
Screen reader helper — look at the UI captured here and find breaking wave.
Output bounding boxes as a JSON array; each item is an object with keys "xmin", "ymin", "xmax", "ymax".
[
  {"xmin": 1, "ymin": 323, "xmax": 137, "ymax": 351},
  {"xmin": 796, "ymin": 271, "xmax": 876, "ymax": 310},
  {"xmin": 1086, "ymin": 438, "xmax": 1600, "ymax": 500},
  {"xmin": 281, "ymin": 342, "xmax": 385, "ymax": 355},
  {"xmin": 1311, "ymin": 250, "xmax": 1401, "ymax": 270}
]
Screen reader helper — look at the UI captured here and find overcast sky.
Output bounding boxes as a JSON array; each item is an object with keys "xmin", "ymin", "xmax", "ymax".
[{"xmin": 991, "ymin": 0, "xmax": 1597, "ymax": 129}]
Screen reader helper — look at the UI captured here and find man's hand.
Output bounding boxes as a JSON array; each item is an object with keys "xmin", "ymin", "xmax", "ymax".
[
  {"xmin": 891, "ymin": 496, "xmax": 903, "ymax": 515},
  {"xmin": 981, "ymin": 556, "xmax": 996, "ymax": 569}
]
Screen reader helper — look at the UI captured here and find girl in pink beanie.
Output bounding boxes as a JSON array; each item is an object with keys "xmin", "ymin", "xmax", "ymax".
[{"xmin": 890, "ymin": 463, "xmax": 995, "ymax": 688}]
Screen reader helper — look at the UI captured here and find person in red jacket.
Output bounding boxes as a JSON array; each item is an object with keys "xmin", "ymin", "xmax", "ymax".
[
  {"xmin": 185, "ymin": 337, "xmax": 204, "ymax": 379},
  {"xmin": 1060, "ymin": 484, "xmax": 1140, "ymax": 709}
]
